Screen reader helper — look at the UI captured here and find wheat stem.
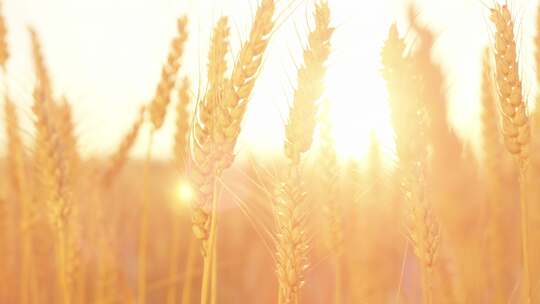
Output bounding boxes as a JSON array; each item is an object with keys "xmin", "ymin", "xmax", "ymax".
[
  {"xmin": 200, "ymin": 179, "xmax": 218, "ymax": 304},
  {"xmin": 519, "ymin": 168, "xmax": 531, "ymax": 303},
  {"xmin": 137, "ymin": 128, "xmax": 155, "ymax": 304},
  {"xmin": 181, "ymin": 237, "xmax": 197, "ymax": 304},
  {"xmin": 55, "ymin": 228, "xmax": 71, "ymax": 304},
  {"xmin": 334, "ymin": 256, "xmax": 342, "ymax": 304},
  {"xmin": 166, "ymin": 213, "xmax": 182, "ymax": 304},
  {"xmin": 210, "ymin": 236, "xmax": 218, "ymax": 304}
]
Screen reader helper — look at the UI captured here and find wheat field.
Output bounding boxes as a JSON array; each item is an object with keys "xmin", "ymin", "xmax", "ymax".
[{"xmin": 1, "ymin": 0, "xmax": 540, "ymax": 303}]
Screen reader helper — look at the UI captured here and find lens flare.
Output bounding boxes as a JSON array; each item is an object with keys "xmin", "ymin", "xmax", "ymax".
[{"xmin": 174, "ymin": 178, "xmax": 195, "ymax": 210}]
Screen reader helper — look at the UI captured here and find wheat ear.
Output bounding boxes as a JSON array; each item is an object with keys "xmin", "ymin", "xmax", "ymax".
[
  {"xmin": 382, "ymin": 23, "xmax": 440, "ymax": 304},
  {"xmin": 28, "ymin": 27, "xmax": 54, "ymax": 108},
  {"xmin": 138, "ymin": 24, "xmax": 193, "ymax": 296},
  {"xmin": 490, "ymin": 5, "xmax": 531, "ymax": 303},
  {"xmin": 174, "ymin": 76, "xmax": 193, "ymax": 172},
  {"xmin": 213, "ymin": 0, "xmax": 275, "ymax": 172},
  {"xmin": 191, "ymin": 15, "xmax": 230, "ymax": 254},
  {"xmin": 57, "ymin": 97, "xmax": 80, "ymax": 180},
  {"xmin": 29, "ymin": 27, "xmax": 77, "ymax": 302},
  {"xmin": 190, "ymin": 16, "xmax": 230, "ymax": 304},
  {"xmin": 191, "ymin": 4, "xmax": 275, "ymax": 302},
  {"xmin": 32, "ymin": 75, "xmax": 73, "ymax": 304},
  {"xmin": 275, "ymin": 3, "xmax": 333, "ymax": 304},
  {"xmin": 149, "ymin": 16, "xmax": 189, "ymax": 131}
]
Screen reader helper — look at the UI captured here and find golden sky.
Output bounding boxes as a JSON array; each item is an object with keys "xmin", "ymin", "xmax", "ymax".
[{"xmin": 1, "ymin": 0, "xmax": 538, "ymax": 163}]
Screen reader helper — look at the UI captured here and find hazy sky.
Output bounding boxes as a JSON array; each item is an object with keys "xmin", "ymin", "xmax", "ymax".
[{"xmin": 1, "ymin": 0, "xmax": 538, "ymax": 163}]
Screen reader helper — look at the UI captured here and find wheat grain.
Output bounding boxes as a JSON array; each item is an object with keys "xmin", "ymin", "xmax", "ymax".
[{"xmin": 149, "ymin": 16, "xmax": 189, "ymax": 131}]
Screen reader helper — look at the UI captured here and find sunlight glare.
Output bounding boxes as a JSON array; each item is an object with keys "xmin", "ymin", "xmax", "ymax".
[
  {"xmin": 172, "ymin": 178, "xmax": 195, "ymax": 212},
  {"xmin": 324, "ymin": 10, "xmax": 395, "ymax": 163}
]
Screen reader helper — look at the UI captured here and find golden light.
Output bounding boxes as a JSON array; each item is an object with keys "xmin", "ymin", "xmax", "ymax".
[
  {"xmin": 172, "ymin": 178, "xmax": 195, "ymax": 212},
  {"xmin": 322, "ymin": 6, "xmax": 396, "ymax": 162},
  {"xmin": 325, "ymin": 64, "xmax": 395, "ymax": 161}
]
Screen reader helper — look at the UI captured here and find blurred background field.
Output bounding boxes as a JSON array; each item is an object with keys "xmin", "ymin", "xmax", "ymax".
[{"xmin": 1, "ymin": 0, "xmax": 540, "ymax": 303}]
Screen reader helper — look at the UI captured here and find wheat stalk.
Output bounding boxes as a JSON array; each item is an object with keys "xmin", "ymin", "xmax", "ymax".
[
  {"xmin": 4, "ymin": 96, "xmax": 35, "ymax": 304},
  {"xmin": 174, "ymin": 76, "xmax": 193, "ymax": 172},
  {"xmin": 98, "ymin": 104, "xmax": 143, "ymax": 302},
  {"xmin": 139, "ymin": 15, "xmax": 189, "ymax": 304},
  {"xmin": 275, "ymin": 3, "xmax": 333, "ymax": 304},
  {"xmin": 28, "ymin": 24, "xmax": 81, "ymax": 304},
  {"xmin": 480, "ymin": 48, "xmax": 507, "ymax": 304},
  {"xmin": 190, "ymin": 15, "xmax": 231, "ymax": 304},
  {"xmin": 32, "ymin": 75, "xmax": 73, "ymax": 304},
  {"xmin": 101, "ymin": 106, "xmax": 146, "ymax": 187},
  {"xmin": 191, "ymin": 15, "xmax": 230, "ymax": 254},
  {"xmin": 166, "ymin": 76, "xmax": 193, "ymax": 304},
  {"xmin": 181, "ymin": 237, "xmax": 197, "ymax": 304},
  {"xmin": 382, "ymin": 23, "xmax": 440, "ymax": 304},
  {"xmin": 534, "ymin": 4, "xmax": 540, "ymax": 137},
  {"xmin": 0, "ymin": 11, "xmax": 36, "ymax": 304},
  {"xmin": 490, "ymin": 5, "xmax": 531, "ymax": 303},
  {"xmin": 318, "ymin": 98, "xmax": 343, "ymax": 303},
  {"xmin": 190, "ymin": 3, "xmax": 276, "ymax": 301}
]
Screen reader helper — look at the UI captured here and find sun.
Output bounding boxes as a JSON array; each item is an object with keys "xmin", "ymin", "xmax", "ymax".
[
  {"xmin": 171, "ymin": 178, "xmax": 195, "ymax": 213},
  {"xmin": 324, "ymin": 28, "xmax": 395, "ymax": 163},
  {"xmin": 225, "ymin": 1, "xmax": 397, "ymax": 163}
]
